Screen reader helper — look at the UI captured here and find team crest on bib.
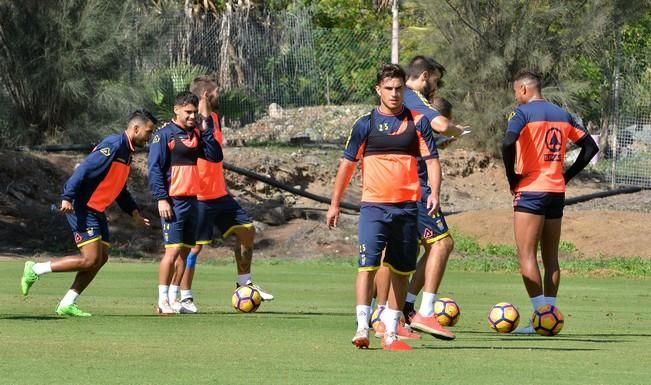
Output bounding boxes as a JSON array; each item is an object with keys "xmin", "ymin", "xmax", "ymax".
[{"xmin": 100, "ymin": 147, "xmax": 111, "ymax": 156}]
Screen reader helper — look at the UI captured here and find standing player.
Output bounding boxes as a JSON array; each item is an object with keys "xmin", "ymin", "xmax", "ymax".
[
  {"xmin": 148, "ymin": 91, "xmax": 222, "ymax": 315},
  {"xmin": 169, "ymin": 76, "xmax": 273, "ymax": 314},
  {"xmin": 327, "ymin": 64, "xmax": 441, "ymax": 351},
  {"xmin": 20, "ymin": 109, "xmax": 156, "ymax": 316},
  {"xmin": 373, "ymin": 56, "xmax": 466, "ymax": 341},
  {"xmin": 502, "ymin": 70, "xmax": 598, "ymax": 333}
]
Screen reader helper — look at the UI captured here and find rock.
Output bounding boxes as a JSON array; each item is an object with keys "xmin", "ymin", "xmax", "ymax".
[{"xmin": 268, "ymin": 103, "xmax": 283, "ymax": 119}]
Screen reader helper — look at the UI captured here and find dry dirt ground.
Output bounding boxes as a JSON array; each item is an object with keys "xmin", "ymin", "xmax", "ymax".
[{"xmin": 1, "ymin": 145, "xmax": 650, "ymax": 261}]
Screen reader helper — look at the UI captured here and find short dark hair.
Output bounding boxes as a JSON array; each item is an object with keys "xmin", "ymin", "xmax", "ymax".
[
  {"xmin": 190, "ymin": 75, "xmax": 219, "ymax": 97},
  {"xmin": 127, "ymin": 108, "xmax": 158, "ymax": 125},
  {"xmin": 406, "ymin": 56, "xmax": 446, "ymax": 80},
  {"xmin": 174, "ymin": 91, "xmax": 199, "ymax": 107},
  {"xmin": 429, "ymin": 97, "xmax": 452, "ymax": 119},
  {"xmin": 376, "ymin": 63, "xmax": 406, "ymax": 85},
  {"xmin": 513, "ymin": 69, "xmax": 542, "ymax": 90}
]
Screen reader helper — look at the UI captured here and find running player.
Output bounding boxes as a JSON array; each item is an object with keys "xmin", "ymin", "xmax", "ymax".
[
  {"xmin": 148, "ymin": 91, "xmax": 222, "ymax": 315},
  {"xmin": 169, "ymin": 76, "xmax": 273, "ymax": 314},
  {"xmin": 327, "ymin": 63, "xmax": 441, "ymax": 351},
  {"xmin": 502, "ymin": 69, "xmax": 598, "ymax": 333},
  {"xmin": 20, "ymin": 109, "xmax": 156, "ymax": 316}
]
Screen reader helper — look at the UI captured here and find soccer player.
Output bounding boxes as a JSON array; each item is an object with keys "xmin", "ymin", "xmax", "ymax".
[
  {"xmin": 148, "ymin": 91, "xmax": 222, "ymax": 315},
  {"xmin": 20, "ymin": 109, "xmax": 157, "ymax": 316},
  {"xmin": 327, "ymin": 63, "xmax": 441, "ymax": 351},
  {"xmin": 502, "ymin": 70, "xmax": 598, "ymax": 333},
  {"xmin": 373, "ymin": 56, "xmax": 465, "ymax": 341},
  {"xmin": 169, "ymin": 76, "xmax": 273, "ymax": 314}
]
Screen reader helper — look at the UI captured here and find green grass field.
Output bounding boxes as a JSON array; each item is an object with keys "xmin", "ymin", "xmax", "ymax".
[{"xmin": 1, "ymin": 260, "xmax": 650, "ymax": 385}]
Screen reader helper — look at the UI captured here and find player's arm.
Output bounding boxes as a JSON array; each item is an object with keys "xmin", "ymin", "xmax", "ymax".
[
  {"xmin": 417, "ymin": 116, "xmax": 442, "ymax": 215},
  {"xmin": 430, "ymin": 115, "xmax": 468, "ymax": 137},
  {"xmin": 200, "ymin": 114, "xmax": 224, "ymax": 163},
  {"xmin": 61, "ymin": 139, "xmax": 117, "ymax": 212},
  {"xmin": 327, "ymin": 116, "xmax": 368, "ymax": 228},
  {"xmin": 147, "ymin": 129, "xmax": 173, "ymax": 220},
  {"xmin": 501, "ymin": 109, "xmax": 525, "ymax": 193},
  {"xmin": 326, "ymin": 158, "xmax": 357, "ymax": 228},
  {"xmin": 563, "ymin": 119, "xmax": 599, "ymax": 184}
]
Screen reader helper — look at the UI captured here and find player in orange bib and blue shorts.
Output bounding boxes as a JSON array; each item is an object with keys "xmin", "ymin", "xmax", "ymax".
[
  {"xmin": 501, "ymin": 70, "xmax": 598, "ymax": 333},
  {"xmin": 327, "ymin": 64, "xmax": 441, "ymax": 351},
  {"xmin": 167, "ymin": 76, "xmax": 273, "ymax": 314},
  {"xmin": 148, "ymin": 91, "xmax": 223, "ymax": 314},
  {"xmin": 20, "ymin": 109, "xmax": 156, "ymax": 316}
]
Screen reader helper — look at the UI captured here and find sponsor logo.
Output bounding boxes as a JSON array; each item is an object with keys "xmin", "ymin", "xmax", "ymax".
[
  {"xmin": 74, "ymin": 232, "xmax": 83, "ymax": 243},
  {"xmin": 423, "ymin": 228, "xmax": 433, "ymax": 239},
  {"xmin": 87, "ymin": 228, "xmax": 94, "ymax": 237},
  {"xmin": 544, "ymin": 127, "xmax": 562, "ymax": 162},
  {"xmin": 152, "ymin": 134, "xmax": 160, "ymax": 144},
  {"xmin": 507, "ymin": 111, "xmax": 516, "ymax": 121},
  {"xmin": 100, "ymin": 147, "xmax": 111, "ymax": 156}
]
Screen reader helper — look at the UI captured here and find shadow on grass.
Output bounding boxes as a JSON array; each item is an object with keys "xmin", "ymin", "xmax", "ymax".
[
  {"xmin": 0, "ymin": 315, "xmax": 63, "ymax": 321},
  {"xmin": 100, "ymin": 310, "xmax": 352, "ymax": 318},
  {"xmin": 417, "ymin": 345, "xmax": 600, "ymax": 351}
]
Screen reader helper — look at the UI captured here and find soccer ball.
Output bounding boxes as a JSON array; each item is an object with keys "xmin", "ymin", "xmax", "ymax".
[
  {"xmin": 231, "ymin": 285, "xmax": 262, "ymax": 313},
  {"xmin": 487, "ymin": 302, "xmax": 520, "ymax": 333},
  {"xmin": 532, "ymin": 304, "xmax": 564, "ymax": 336},
  {"xmin": 370, "ymin": 306, "xmax": 384, "ymax": 330},
  {"xmin": 433, "ymin": 297, "xmax": 460, "ymax": 327}
]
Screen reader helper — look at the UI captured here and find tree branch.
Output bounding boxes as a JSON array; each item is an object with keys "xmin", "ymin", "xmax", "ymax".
[{"xmin": 443, "ymin": 0, "xmax": 493, "ymax": 49}]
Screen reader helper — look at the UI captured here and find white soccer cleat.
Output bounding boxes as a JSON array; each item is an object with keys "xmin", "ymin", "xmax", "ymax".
[
  {"xmin": 352, "ymin": 328, "xmax": 370, "ymax": 349},
  {"xmin": 179, "ymin": 298, "xmax": 198, "ymax": 314},
  {"xmin": 239, "ymin": 282, "xmax": 274, "ymax": 301},
  {"xmin": 155, "ymin": 300, "xmax": 175, "ymax": 315},
  {"xmin": 513, "ymin": 322, "xmax": 536, "ymax": 334}
]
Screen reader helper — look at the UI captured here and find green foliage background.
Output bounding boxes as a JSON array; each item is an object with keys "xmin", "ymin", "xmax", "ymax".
[{"xmin": 0, "ymin": 0, "xmax": 650, "ymax": 149}]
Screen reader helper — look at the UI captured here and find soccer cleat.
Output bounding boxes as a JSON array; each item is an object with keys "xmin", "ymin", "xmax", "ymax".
[
  {"xmin": 373, "ymin": 321, "xmax": 421, "ymax": 340},
  {"xmin": 513, "ymin": 322, "xmax": 536, "ymax": 334},
  {"xmin": 237, "ymin": 282, "xmax": 274, "ymax": 301},
  {"xmin": 21, "ymin": 261, "xmax": 39, "ymax": 296},
  {"xmin": 56, "ymin": 303, "xmax": 92, "ymax": 317},
  {"xmin": 352, "ymin": 328, "xmax": 370, "ymax": 349},
  {"xmin": 155, "ymin": 300, "xmax": 175, "ymax": 315},
  {"xmin": 179, "ymin": 298, "xmax": 198, "ymax": 314},
  {"xmin": 381, "ymin": 335, "xmax": 412, "ymax": 351},
  {"xmin": 410, "ymin": 312, "xmax": 456, "ymax": 340}
]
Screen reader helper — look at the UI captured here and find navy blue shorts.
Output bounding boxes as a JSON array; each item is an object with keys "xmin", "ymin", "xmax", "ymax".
[
  {"xmin": 417, "ymin": 200, "xmax": 450, "ymax": 244},
  {"xmin": 358, "ymin": 203, "xmax": 419, "ymax": 275},
  {"xmin": 66, "ymin": 207, "xmax": 109, "ymax": 247},
  {"xmin": 161, "ymin": 197, "xmax": 198, "ymax": 248},
  {"xmin": 513, "ymin": 192, "xmax": 565, "ymax": 219},
  {"xmin": 196, "ymin": 194, "xmax": 253, "ymax": 244}
]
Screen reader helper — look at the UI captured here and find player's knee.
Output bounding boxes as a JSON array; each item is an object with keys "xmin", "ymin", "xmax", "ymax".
[
  {"xmin": 441, "ymin": 236, "xmax": 454, "ymax": 252},
  {"xmin": 79, "ymin": 256, "xmax": 102, "ymax": 270}
]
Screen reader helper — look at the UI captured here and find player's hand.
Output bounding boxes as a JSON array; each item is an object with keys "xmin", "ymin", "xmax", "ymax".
[
  {"xmin": 326, "ymin": 205, "xmax": 340, "ymax": 228},
  {"xmin": 436, "ymin": 137, "xmax": 457, "ymax": 150},
  {"xmin": 60, "ymin": 200, "xmax": 74, "ymax": 213},
  {"xmin": 426, "ymin": 194, "xmax": 440, "ymax": 217},
  {"xmin": 158, "ymin": 199, "xmax": 173, "ymax": 221},
  {"xmin": 450, "ymin": 124, "xmax": 469, "ymax": 137},
  {"xmin": 132, "ymin": 210, "xmax": 151, "ymax": 227}
]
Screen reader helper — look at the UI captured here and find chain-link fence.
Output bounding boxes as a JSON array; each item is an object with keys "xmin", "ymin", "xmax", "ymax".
[
  {"xmin": 133, "ymin": 10, "xmax": 389, "ymax": 128},
  {"xmin": 610, "ymin": 53, "xmax": 651, "ymax": 188}
]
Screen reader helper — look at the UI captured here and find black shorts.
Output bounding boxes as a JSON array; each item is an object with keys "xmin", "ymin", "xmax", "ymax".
[{"xmin": 513, "ymin": 192, "xmax": 565, "ymax": 219}]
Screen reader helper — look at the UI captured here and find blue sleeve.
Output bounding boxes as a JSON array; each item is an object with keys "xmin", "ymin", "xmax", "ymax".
[
  {"xmin": 506, "ymin": 108, "xmax": 527, "ymax": 136},
  {"xmin": 404, "ymin": 90, "xmax": 440, "ymax": 122},
  {"xmin": 201, "ymin": 117, "xmax": 224, "ymax": 163},
  {"xmin": 147, "ymin": 129, "xmax": 170, "ymax": 200},
  {"xmin": 343, "ymin": 115, "xmax": 371, "ymax": 161},
  {"xmin": 115, "ymin": 186, "xmax": 139, "ymax": 214},
  {"xmin": 61, "ymin": 138, "xmax": 118, "ymax": 202}
]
